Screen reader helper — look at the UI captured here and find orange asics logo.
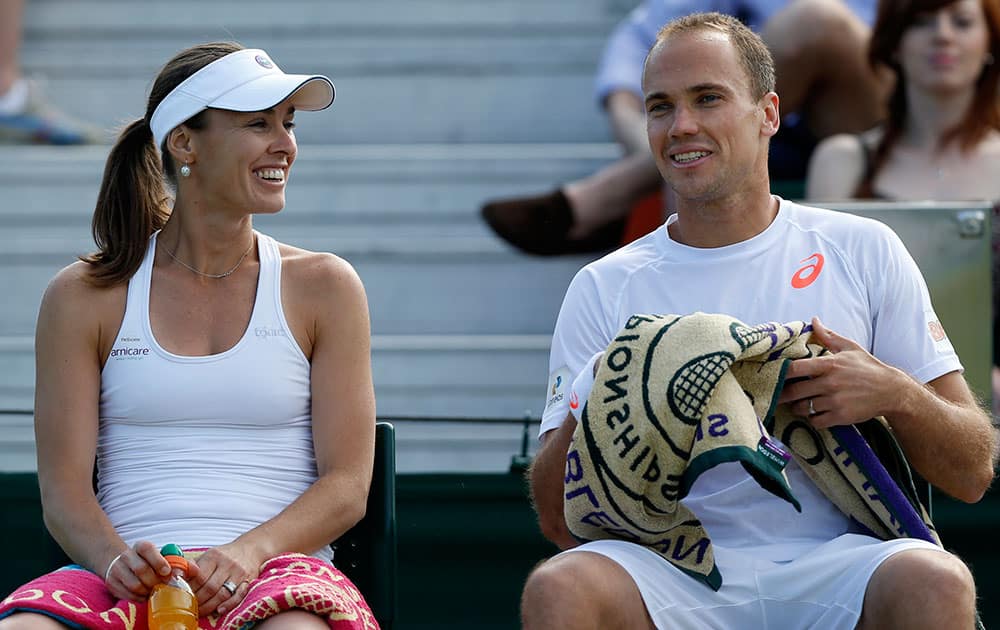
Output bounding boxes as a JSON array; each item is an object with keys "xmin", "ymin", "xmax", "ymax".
[
  {"xmin": 791, "ymin": 253, "xmax": 824, "ymax": 289},
  {"xmin": 569, "ymin": 391, "xmax": 580, "ymax": 410}
]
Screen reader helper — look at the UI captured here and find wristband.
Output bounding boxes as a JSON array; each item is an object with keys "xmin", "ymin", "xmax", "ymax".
[{"xmin": 104, "ymin": 552, "xmax": 125, "ymax": 583}]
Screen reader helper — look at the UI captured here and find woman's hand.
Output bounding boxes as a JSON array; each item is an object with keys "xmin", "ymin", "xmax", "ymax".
[
  {"xmin": 187, "ymin": 542, "xmax": 261, "ymax": 616},
  {"xmin": 103, "ymin": 540, "xmax": 181, "ymax": 601}
]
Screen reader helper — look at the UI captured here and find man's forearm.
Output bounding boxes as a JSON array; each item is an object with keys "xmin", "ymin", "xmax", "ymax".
[
  {"xmin": 530, "ymin": 415, "xmax": 580, "ymax": 549},
  {"xmin": 888, "ymin": 371, "xmax": 995, "ymax": 503}
]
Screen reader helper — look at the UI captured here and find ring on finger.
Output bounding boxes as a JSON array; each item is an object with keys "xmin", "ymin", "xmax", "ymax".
[
  {"xmin": 222, "ymin": 580, "xmax": 238, "ymax": 595},
  {"xmin": 808, "ymin": 398, "xmax": 816, "ymax": 416}
]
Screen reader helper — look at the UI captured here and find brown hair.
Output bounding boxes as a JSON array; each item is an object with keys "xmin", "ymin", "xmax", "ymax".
[
  {"xmin": 81, "ymin": 42, "xmax": 244, "ymax": 286},
  {"xmin": 650, "ymin": 12, "xmax": 776, "ymax": 100},
  {"xmin": 859, "ymin": 0, "xmax": 1000, "ymax": 196}
]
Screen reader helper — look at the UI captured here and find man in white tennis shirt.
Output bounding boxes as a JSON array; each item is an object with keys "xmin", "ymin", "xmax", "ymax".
[{"xmin": 521, "ymin": 12, "xmax": 995, "ymax": 630}]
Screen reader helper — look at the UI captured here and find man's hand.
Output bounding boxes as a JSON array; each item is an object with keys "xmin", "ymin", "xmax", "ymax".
[
  {"xmin": 779, "ymin": 317, "xmax": 994, "ymax": 501},
  {"xmin": 778, "ymin": 317, "xmax": 908, "ymax": 429}
]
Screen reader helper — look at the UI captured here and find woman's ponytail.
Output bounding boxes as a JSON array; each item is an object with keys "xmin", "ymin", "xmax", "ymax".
[{"xmin": 81, "ymin": 117, "xmax": 169, "ymax": 286}]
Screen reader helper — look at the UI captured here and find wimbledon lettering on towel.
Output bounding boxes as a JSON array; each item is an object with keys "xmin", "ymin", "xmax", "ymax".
[
  {"xmin": 595, "ymin": 315, "xmax": 734, "ymax": 503},
  {"xmin": 564, "ymin": 447, "xmax": 711, "ymax": 565}
]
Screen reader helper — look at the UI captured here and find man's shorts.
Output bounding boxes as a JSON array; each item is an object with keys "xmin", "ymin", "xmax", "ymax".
[{"xmin": 565, "ymin": 534, "xmax": 943, "ymax": 629}]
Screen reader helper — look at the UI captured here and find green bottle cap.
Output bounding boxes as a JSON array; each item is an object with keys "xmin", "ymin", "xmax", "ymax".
[{"xmin": 160, "ymin": 543, "xmax": 184, "ymax": 558}]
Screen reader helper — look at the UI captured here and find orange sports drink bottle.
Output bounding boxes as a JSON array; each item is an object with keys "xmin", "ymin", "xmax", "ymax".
[{"xmin": 148, "ymin": 543, "xmax": 198, "ymax": 630}]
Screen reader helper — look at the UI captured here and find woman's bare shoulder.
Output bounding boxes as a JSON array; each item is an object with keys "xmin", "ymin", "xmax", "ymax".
[
  {"xmin": 274, "ymin": 243, "xmax": 367, "ymax": 332},
  {"xmin": 978, "ymin": 130, "xmax": 1000, "ymax": 156},
  {"xmin": 37, "ymin": 261, "xmax": 128, "ymax": 352},
  {"xmin": 814, "ymin": 132, "xmax": 869, "ymax": 160},
  {"xmin": 805, "ymin": 132, "xmax": 869, "ymax": 200},
  {"xmin": 43, "ymin": 261, "xmax": 127, "ymax": 308},
  {"xmin": 276, "ymin": 243, "xmax": 362, "ymax": 291},
  {"xmin": 274, "ymin": 242, "xmax": 369, "ymax": 354}
]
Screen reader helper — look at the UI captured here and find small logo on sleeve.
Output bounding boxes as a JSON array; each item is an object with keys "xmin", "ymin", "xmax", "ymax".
[
  {"xmin": 927, "ymin": 320, "xmax": 947, "ymax": 342},
  {"xmin": 544, "ymin": 366, "xmax": 573, "ymax": 411},
  {"xmin": 790, "ymin": 253, "xmax": 824, "ymax": 289},
  {"xmin": 569, "ymin": 391, "xmax": 580, "ymax": 410},
  {"xmin": 924, "ymin": 313, "xmax": 954, "ymax": 353}
]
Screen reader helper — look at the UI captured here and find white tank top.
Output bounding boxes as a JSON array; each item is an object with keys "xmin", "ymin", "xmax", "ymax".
[{"xmin": 97, "ymin": 231, "xmax": 329, "ymax": 561}]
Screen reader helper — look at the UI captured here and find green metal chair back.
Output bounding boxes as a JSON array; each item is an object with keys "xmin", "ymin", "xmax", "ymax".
[{"xmin": 332, "ymin": 421, "xmax": 397, "ymax": 629}]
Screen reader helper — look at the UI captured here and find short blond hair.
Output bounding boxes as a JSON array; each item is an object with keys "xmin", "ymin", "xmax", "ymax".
[{"xmin": 650, "ymin": 12, "xmax": 775, "ymax": 100}]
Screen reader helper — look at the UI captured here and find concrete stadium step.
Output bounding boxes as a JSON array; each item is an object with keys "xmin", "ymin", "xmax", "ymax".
[
  {"xmin": 1, "ymin": 248, "xmax": 591, "ymax": 337},
  {"xmin": 0, "ymin": 333, "xmax": 551, "ymax": 414},
  {"xmin": 0, "ymin": 141, "xmax": 602, "ymax": 470},
  {"xmin": 27, "ymin": 0, "xmax": 632, "ymax": 30},
  {"xmin": 7, "ymin": 1, "xmax": 634, "ymax": 472},
  {"xmin": 0, "ymin": 333, "xmax": 551, "ymax": 473},
  {"xmin": 1, "ymin": 144, "xmax": 619, "ymax": 224},
  {"xmin": 22, "ymin": 0, "xmax": 633, "ymax": 144},
  {"xmin": 0, "ymin": 144, "xmax": 613, "ymax": 336}
]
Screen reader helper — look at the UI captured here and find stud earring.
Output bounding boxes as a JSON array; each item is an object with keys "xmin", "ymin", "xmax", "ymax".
[{"xmin": 180, "ymin": 163, "xmax": 191, "ymax": 178}]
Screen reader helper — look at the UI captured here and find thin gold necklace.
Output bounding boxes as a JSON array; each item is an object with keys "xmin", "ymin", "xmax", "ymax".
[{"xmin": 162, "ymin": 234, "xmax": 255, "ymax": 279}]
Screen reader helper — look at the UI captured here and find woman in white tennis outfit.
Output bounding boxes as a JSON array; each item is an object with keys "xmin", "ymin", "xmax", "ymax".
[{"xmin": 0, "ymin": 43, "xmax": 378, "ymax": 629}]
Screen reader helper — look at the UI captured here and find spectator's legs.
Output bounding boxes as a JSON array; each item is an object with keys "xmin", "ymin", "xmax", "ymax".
[
  {"xmin": 604, "ymin": 90, "xmax": 651, "ymax": 155},
  {"xmin": 521, "ymin": 551, "xmax": 655, "ymax": 630},
  {"xmin": 480, "ymin": 89, "xmax": 663, "ymax": 255},
  {"xmin": 857, "ymin": 549, "xmax": 977, "ymax": 629},
  {"xmin": 0, "ymin": 0, "xmax": 101, "ymax": 145},
  {"xmin": 0, "ymin": 0, "xmax": 25, "ymax": 95},
  {"xmin": 762, "ymin": 0, "xmax": 893, "ymax": 137},
  {"xmin": 483, "ymin": 0, "xmax": 890, "ymax": 254},
  {"xmin": 565, "ymin": 90, "xmax": 662, "ymax": 240}
]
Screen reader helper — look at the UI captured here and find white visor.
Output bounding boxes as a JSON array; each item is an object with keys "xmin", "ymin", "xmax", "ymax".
[{"xmin": 150, "ymin": 48, "xmax": 335, "ymax": 149}]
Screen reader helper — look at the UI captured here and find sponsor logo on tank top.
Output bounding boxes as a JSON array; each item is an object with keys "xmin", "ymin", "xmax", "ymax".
[
  {"xmin": 255, "ymin": 326, "xmax": 287, "ymax": 339},
  {"xmin": 109, "ymin": 336, "xmax": 150, "ymax": 360},
  {"xmin": 790, "ymin": 253, "xmax": 824, "ymax": 289}
]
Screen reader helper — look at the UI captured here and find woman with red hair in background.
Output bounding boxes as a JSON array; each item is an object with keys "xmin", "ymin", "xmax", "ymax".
[{"xmin": 806, "ymin": 0, "xmax": 1000, "ymax": 422}]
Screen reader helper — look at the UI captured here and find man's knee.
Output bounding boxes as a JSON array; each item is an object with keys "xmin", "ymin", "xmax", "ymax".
[
  {"xmin": 521, "ymin": 551, "xmax": 653, "ymax": 630},
  {"xmin": 862, "ymin": 549, "xmax": 976, "ymax": 628},
  {"xmin": 522, "ymin": 553, "xmax": 596, "ymax": 615},
  {"xmin": 880, "ymin": 550, "xmax": 975, "ymax": 602}
]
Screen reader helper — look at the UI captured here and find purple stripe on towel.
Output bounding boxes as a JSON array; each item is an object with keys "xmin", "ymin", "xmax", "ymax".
[{"xmin": 830, "ymin": 425, "xmax": 935, "ymax": 544}]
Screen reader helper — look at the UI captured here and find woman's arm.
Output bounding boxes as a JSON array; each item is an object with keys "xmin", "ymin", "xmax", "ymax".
[
  {"xmin": 34, "ymin": 263, "xmax": 171, "ymax": 600},
  {"xmin": 192, "ymin": 251, "xmax": 376, "ymax": 615},
  {"xmin": 805, "ymin": 133, "xmax": 867, "ymax": 200}
]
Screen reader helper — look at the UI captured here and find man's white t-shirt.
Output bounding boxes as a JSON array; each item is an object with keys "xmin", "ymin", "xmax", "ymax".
[{"xmin": 541, "ymin": 198, "xmax": 961, "ymax": 557}]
